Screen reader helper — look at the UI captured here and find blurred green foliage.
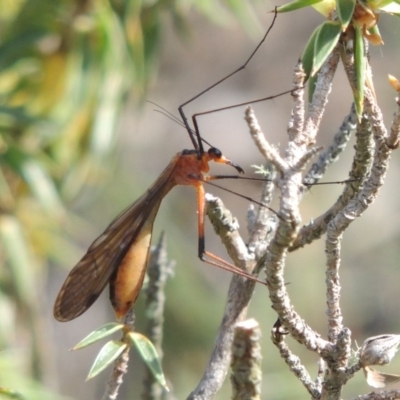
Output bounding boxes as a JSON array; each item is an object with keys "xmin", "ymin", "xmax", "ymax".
[{"xmin": 0, "ymin": 0, "xmax": 261, "ymax": 397}]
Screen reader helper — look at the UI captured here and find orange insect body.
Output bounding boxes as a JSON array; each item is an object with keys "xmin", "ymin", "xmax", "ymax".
[
  {"xmin": 53, "ymin": 11, "xmax": 285, "ymax": 324},
  {"xmin": 54, "ymin": 148, "xmax": 241, "ymax": 322}
]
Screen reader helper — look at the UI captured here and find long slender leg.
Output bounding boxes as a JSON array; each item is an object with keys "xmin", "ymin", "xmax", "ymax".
[
  {"xmin": 178, "ymin": 8, "xmax": 279, "ymax": 152},
  {"xmin": 195, "ymin": 183, "xmax": 267, "ymax": 285},
  {"xmin": 202, "ymin": 175, "xmax": 282, "ymax": 220}
]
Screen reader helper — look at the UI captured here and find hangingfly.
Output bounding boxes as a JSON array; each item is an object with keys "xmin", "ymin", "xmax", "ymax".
[
  {"xmin": 53, "ymin": 146, "xmax": 270, "ymax": 321},
  {"xmin": 53, "ymin": 11, "xmax": 281, "ymax": 322}
]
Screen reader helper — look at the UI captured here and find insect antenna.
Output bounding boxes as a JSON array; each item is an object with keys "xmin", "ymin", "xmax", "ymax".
[
  {"xmin": 148, "ymin": 100, "xmax": 215, "ymax": 148},
  {"xmin": 147, "ymin": 100, "xmax": 184, "ymax": 128}
]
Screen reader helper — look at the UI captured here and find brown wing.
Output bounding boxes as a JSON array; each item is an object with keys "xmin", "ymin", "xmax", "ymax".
[{"xmin": 53, "ymin": 158, "xmax": 179, "ymax": 322}]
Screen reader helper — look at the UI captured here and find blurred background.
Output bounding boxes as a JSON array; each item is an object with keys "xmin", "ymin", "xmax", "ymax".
[{"xmin": 1, "ymin": 0, "xmax": 400, "ymax": 399}]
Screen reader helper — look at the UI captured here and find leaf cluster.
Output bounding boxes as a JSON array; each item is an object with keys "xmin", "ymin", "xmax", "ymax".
[{"xmin": 277, "ymin": 0, "xmax": 400, "ymax": 115}]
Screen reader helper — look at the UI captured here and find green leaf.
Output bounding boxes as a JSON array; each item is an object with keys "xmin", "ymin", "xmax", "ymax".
[
  {"xmin": 73, "ymin": 323, "xmax": 125, "ymax": 350},
  {"xmin": 354, "ymin": 24, "xmax": 365, "ymax": 116},
  {"xmin": 276, "ymin": 0, "xmax": 324, "ymax": 13},
  {"xmin": 301, "ymin": 20, "xmax": 341, "ymax": 80},
  {"xmin": 129, "ymin": 332, "xmax": 169, "ymax": 390},
  {"xmin": 87, "ymin": 340, "xmax": 127, "ymax": 380},
  {"xmin": 308, "ymin": 73, "xmax": 319, "ymax": 104},
  {"xmin": 301, "ymin": 20, "xmax": 341, "ymax": 99},
  {"xmin": 302, "ymin": 24, "xmax": 319, "ymax": 80},
  {"xmin": 311, "ymin": 20, "xmax": 341, "ymax": 76},
  {"xmin": 336, "ymin": 0, "xmax": 356, "ymax": 29}
]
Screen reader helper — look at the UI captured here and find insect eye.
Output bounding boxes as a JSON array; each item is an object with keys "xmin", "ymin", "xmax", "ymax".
[{"xmin": 208, "ymin": 147, "xmax": 222, "ymax": 159}]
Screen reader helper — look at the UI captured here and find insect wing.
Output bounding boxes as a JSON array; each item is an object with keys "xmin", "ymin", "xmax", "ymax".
[
  {"xmin": 54, "ymin": 190, "xmax": 164, "ymax": 322},
  {"xmin": 53, "ymin": 155, "xmax": 181, "ymax": 322}
]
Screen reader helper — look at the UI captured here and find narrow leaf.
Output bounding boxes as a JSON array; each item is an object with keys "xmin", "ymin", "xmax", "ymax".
[
  {"xmin": 301, "ymin": 24, "xmax": 319, "ymax": 80},
  {"xmin": 336, "ymin": 0, "xmax": 356, "ymax": 29},
  {"xmin": 87, "ymin": 340, "xmax": 127, "ymax": 380},
  {"xmin": 311, "ymin": 20, "xmax": 341, "ymax": 76},
  {"xmin": 276, "ymin": 0, "xmax": 324, "ymax": 13},
  {"xmin": 129, "ymin": 332, "xmax": 169, "ymax": 390},
  {"xmin": 73, "ymin": 323, "xmax": 125, "ymax": 350},
  {"xmin": 308, "ymin": 73, "xmax": 319, "ymax": 104},
  {"xmin": 354, "ymin": 24, "xmax": 365, "ymax": 116}
]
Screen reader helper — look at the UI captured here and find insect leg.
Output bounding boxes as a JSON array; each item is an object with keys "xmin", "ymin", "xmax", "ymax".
[
  {"xmin": 195, "ymin": 182, "xmax": 267, "ymax": 285},
  {"xmin": 178, "ymin": 8, "xmax": 279, "ymax": 152}
]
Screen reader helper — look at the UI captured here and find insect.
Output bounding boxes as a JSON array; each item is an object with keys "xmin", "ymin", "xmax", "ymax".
[{"xmin": 53, "ymin": 12, "xmax": 281, "ymax": 322}]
